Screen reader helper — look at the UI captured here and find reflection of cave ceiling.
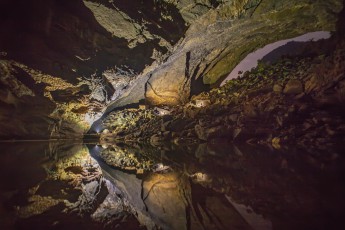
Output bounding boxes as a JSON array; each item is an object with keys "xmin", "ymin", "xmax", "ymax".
[{"xmin": 0, "ymin": 0, "xmax": 343, "ymax": 139}]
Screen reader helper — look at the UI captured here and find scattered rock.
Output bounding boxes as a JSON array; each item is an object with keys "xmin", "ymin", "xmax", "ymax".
[
  {"xmin": 283, "ymin": 79, "xmax": 304, "ymax": 95},
  {"xmin": 273, "ymin": 84, "xmax": 283, "ymax": 93},
  {"xmin": 272, "ymin": 137, "xmax": 281, "ymax": 149}
]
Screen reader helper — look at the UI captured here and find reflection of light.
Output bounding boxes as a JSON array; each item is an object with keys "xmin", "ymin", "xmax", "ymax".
[
  {"xmin": 90, "ymin": 145, "xmax": 103, "ymax": 155},
  {"xmin": 94, "ymin": 126, "xmax": 102, "ymax": 134}
]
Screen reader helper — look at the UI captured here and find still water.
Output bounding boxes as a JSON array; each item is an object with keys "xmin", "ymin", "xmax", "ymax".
[{"xmin": 0, "ymin": 141, "xmax": 344, "ymax": 230}]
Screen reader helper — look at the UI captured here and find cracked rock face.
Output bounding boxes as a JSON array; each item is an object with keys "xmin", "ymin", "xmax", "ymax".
[
  {"xmin": 0, "ymin": 0, "xmax": 190, "ymax": 138},
  {"xmin": 140, "ymin": 0, "xmax": 343, "ymax": 105}
]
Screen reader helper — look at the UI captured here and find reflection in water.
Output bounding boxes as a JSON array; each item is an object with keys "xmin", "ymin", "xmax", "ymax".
[{"xmin": 0, "ymin": 141, "xmax": 344, "ymax": 229}]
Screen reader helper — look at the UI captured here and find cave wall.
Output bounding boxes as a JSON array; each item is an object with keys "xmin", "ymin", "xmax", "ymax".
[
  {"xmin": 0, "ymin": 0, "xmax": 191, "ymax": 139},
  {"xmin": 0, "ymin": 0, "xmax": 344, "ymax": 138},
  {"xmin": 142, "ymin": 0, "xmax": 343, "ymax": 106}
]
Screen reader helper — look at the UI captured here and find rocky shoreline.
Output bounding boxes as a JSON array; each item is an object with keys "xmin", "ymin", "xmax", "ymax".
[{"xmin": 99, "ymin": 38, "xmax": 345, "ymax": 151}]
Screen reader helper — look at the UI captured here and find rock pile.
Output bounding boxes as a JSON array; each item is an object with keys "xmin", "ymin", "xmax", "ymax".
[{"xmin": 100, "ymin": 39, "xmax": 345, "ymax": 149}]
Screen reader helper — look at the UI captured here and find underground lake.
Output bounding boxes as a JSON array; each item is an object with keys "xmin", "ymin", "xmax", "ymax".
[
  {"xmin": 1, "ymin": 0, "xmax": 345, "ymax": 229},
  {"xmin": 0, "ymin": 141, "xmax": 344, "ymax": 229}
]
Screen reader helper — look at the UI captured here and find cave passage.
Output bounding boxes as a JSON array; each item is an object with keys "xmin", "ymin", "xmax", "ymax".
[
  {"xmin": 1, "ymin": 1, "xmax": 345, "ymax": 229},
  {"xmin": 221, "ymin": 31, "xmax": 331, "ymax": 85}
]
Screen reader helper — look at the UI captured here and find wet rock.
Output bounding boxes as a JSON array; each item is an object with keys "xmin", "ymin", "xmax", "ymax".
[
  {"xmin": 194, "ymin": 99, "xmax": 211, "ymax": 107},
  {"xmin": 283, "ymin": 79, "xmax": 304, "ymax": 95},
  {"xmin": 272, "ymin": 137, "xmax": 281, "ymax": 149},
  {"xmin": 227, "ymin": 114, "xmax": 239, "ymax": 123},
  {"xmin": 195, "ymin": 125, "xmax": 208, "ymax": 141},
  {"xmin": 273, "ymin": 84, "xmax": 283, "ymax": 93},
  {"xmin": 161, "ymin": 121, "xmax": 171, "ymax": 132},
  {"xmin": 195, "ymin": 124, "xmax": 232, "ymax": 141},
  {"xmin": 243, "ymin": 104, "xmax": 258, "ymax": 118},
  {"xmin": 162, "ymin": 131, "xmax": 171, "ymax": 138},
  {"xmin": 305, "ymin": 75, "xmax": 321, "ymax": 93},
  {"xmin": 167, "ymin": 118, "xmax": 192, "ymax": 132},
  {"xmin": 150, "ymin": 134, "xmax": 165, "ymax": 145},
  {"xmin": 184, "ymin": 107, "xmax": 200, "ymax": 118},
  {"xmin": 233, "ymin": 128, "xmax": 242, "ymax": 140}
]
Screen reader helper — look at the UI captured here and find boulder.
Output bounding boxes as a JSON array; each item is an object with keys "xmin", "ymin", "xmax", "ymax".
[
  {"xmin": 283, "ymin": 79, "xmax": 304, "ymax": 95},
  {"xmin": 273, "ymin": 84, "xmax": 283, "ymax": 93},
  {"xmin": 194, "ymin": 99, "xmax": 211, "ymax": 108},
  {"xmin": 304, "ymin": 75, "xmax": 321, "ymax": 93}
]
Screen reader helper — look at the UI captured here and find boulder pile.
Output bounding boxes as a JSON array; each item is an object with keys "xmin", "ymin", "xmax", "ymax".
[{"xmin": 100, "ymin": 40, "xmax": 345, "ymax": 150}]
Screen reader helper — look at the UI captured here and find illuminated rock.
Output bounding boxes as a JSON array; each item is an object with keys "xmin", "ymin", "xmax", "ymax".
[
  {"xmin": 194, "ymin": 99, "xmax": 211, "ymax": 108},
  {"xmin": 153, "ymin": 107, "xmax": 171, "ymax": 116}
]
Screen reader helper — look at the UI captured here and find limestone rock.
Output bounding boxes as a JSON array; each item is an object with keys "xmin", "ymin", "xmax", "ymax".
[
  {"xmin": 273, "ymin": 84, "xmax": 283, "ymax": 93},
  {"xmin": 195, "ymin": 124, "xmax": 232, "ymax": 141},
  {"xmin": 283, "ymin": 79, "xmax": 304, "ymax": 95},
  {"xmin": 305, "ymin": 75, "xmax": 321, "ymax": 93}
]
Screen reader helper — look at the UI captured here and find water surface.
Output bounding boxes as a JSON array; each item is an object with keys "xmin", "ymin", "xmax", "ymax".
[{"xmin": 0, "ymin": 141, "xmax": 344, "ymax": 230}]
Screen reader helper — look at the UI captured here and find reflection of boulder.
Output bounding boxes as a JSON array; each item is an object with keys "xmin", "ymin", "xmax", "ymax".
[
  {"xmin": 91, "ymin": 143, "xmax": 254, "ymax": 230},
  {"xmin": 91, "ymin": 151, "xmax": 156, "ymax": 229},
  {"xmin": 188, "ymin": 182, "xmax": 252, "ymax": 230},
  {"xmin": 183, "ymin": 143, "xmax": 345, "ymax": 230},
  {"xmin": 98, "ymin": 144, "xmax": 153, "ymax": 173},
  {"xmin": 143, "ymin": 172, "xmax": 188, "ymax": 230}
]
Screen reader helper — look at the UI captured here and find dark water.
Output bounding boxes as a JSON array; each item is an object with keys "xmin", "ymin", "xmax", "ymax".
[{"xmin": 0, "ymin": 141, "xmax": 344, "ymax": 230}]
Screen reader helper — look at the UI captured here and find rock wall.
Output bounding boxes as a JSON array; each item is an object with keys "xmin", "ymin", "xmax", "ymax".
[
  {"xmin": 0, "ymin": 0, "xmax": 189, "ymax": 139},
  {"xmin": 0, "ymin": 60, "xmax": 90, "ymax": 139},
  {"xmin": 141, "ymin": 0, "xmax": 343, "ymax": 105},
  {"xmin": 0, "ymin": 0, "xmax": 343, "ymax": 138}
]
